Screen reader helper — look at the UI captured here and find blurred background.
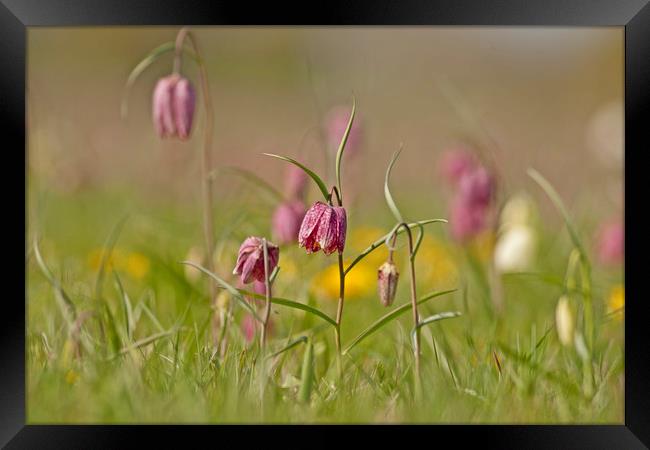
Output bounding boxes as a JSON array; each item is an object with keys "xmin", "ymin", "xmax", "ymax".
[{"xmin": 28, "ymin": 27, "xmax": 623, "ymax": 220}]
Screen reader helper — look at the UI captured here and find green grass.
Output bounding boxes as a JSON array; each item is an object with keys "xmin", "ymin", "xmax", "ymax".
[{"xmin": 26, "ymin": 188, "xmax": 624, "ymax": 424}]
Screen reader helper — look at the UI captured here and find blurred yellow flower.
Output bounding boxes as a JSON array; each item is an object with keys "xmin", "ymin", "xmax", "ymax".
[
  {"xmin": 311, "ymin": 259, "xmax": 376, "ymax": 301},
  {"xmin": 348, "ymin": 226, "xmax": 388, "ymax": 267},
  {"xmin": 607, "ymin": 284, "xmax": 624, "ymax": 318},
  {"xmin": 125, "ymin": 252, "xmax": 150, "ymax": 280},
  {"xmin": 469, "ymin": 230, "xmax": 495, "ymax": 264},
  {"xmin": 416, "ymin": 236, "xmax": 459, "ymax": 290},
  {"xmin": 87, "ymin": 248, "xmax": 150, "ymax": 280},
  {"xmin": 280, "ymin": 256, "xmax": 299, "ymax": 281},
  {"xmin": 65, "ymin": 369, "xmax": 79, "ymax": 385}
]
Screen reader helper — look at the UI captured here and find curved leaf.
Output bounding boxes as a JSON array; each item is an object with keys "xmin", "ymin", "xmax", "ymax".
[
  {"xmin": 345, "ymin": 219, "xmax": 447, "ymax": 275},
  {"xmin": 267, "ymin": 335, "xmax": 308, "ymax": 359},
  {"xmin": 263, "ymin": 153, "xmax": 330, "ymax": 201},
  {"xmin": 335, "ymin": 96, "xmax": 356, "ymax": 202},
  {"xmin": 238, "ymin": 288, "xmax": 337, "ymax": 327},
  {"xmin": 411, "ymin": 311, "xmax": 462, "ymax": 348},
  {"xmin": 180, "ymin": 261, "xmax": 263, "ymax": 322},
  {"xmin": 384, "ymin": 146, "xmax": 404, "ymax": 223},
  {"xmin": 342, "ymin": 289, "xmax": 456, "ymax": 354}
]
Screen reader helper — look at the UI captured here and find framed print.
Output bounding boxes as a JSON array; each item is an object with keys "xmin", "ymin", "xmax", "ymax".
[{"xmin": 2, "ymin": 0, "xmax": 649, "ymax": 447}]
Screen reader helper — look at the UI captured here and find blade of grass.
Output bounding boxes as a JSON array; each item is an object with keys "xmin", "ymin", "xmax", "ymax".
[
  {"xmin": 180, "ymin": 261, "xmax": 263, "ymax": 322},
  {"xmin": 342, "ymin": 289, "xmax": 456, "ymax": 354},
  {"xmin": 94, "ymin": 214, "xmax": 129, "ymax": 302},
  {"xmin": 262, "ymin": 153, "xmax": 330, "ymax": 201},
  {"xmin": 267, "ymin": 335, "xmax": 308, "ymax": 359},
  {"xmin": 113, "ymin": 271, "xmax": 134, "ymax": 342},
  {"xmin": 298, "ymin": 339, "xmax": 315, "ymax": 403}
]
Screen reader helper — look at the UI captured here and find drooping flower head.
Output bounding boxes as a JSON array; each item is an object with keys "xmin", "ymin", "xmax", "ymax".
[
  {"xmin": 233, "ymin": 237, "xmax": 279, "ymax": 284},
  {"xmin": 298, "ymin": 201, "xmax": 347, "ymax": 255},
  {"xmin": 448, "ymin": 164, "xmax": 496, "ymax": 243},
  {"xmin": 377, "ymin": 261, "xmax": 399, "ymax": 307},
  {"xmin": 325, "ymin": 105, "xmax": 363, "ymax": 158},
  {"xmin": 272, "ymin": 200, "xmax": 306, "ymax": 245},
  {"xmin": 152, "ymin": 74, "xmax": 196, "ymax": 141},
  {"xmin": 595, "ymin": 219, "xmax": 624, "ymax": 266}
]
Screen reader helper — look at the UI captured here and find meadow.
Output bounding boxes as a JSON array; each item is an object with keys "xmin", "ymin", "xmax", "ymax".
[{"xmin": 26, "ymin": 27, "xmax": 624, "ymax": 424}]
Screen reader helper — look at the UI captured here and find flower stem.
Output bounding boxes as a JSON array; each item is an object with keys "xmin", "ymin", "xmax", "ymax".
[
  {"xmin": 175, "ymin": 28, "xmax": 218, "ymax": 348},
  {"xmin": 397, "ymin": 223, "xmax": 421, "ymax": 386},
  {"xmin": 261, "ymin": 239, "xmax": 272, "ymax": 350}
]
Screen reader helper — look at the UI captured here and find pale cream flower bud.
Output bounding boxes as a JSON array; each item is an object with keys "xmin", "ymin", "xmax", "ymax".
[{"xmin": 555, "ymin": 296, "xmax": 575, "ymax": 347}]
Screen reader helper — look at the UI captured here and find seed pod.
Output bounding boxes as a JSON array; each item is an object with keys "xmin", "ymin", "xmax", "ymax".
[
  {"xmin": 378, "ymin": 261, "xmax": 399, "ymax": 307},
  {"xmin": 555, "ymin": 295, "xmax": 575, "ymax": 347}
]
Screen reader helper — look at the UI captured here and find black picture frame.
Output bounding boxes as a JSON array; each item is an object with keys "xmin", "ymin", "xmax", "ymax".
[{"xmin": 2, "ymin": 0, "xmax": 648, "ymax": 447}]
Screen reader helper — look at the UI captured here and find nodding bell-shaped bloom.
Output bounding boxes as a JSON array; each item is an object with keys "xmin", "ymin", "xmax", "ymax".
[
  {"xmin": 325, "ymin": 105, "xmax": 362, "ymax": 158},
  {"xmin": 272, "ymin": 200, "xmax": 306, "ymax": 245},
  {"xmin": 285, "ymin": 165, "xmax": 309, "ymax": 201},
  {"xmin": 152, "ymin": 74, "xmax": 196, "ymax": 141},
  {"xmin": 298, "ymin": 201, "xmax": 347, "ymax": 255},
  {"xmin": 555, "ymin": 296, "xmax": 575, "ymax": 347},
  {"xmin": 596, "ymin": 220, "xmax": 624, "ymax": 266},
  {"xmin": 449, "ymin": 164, "xmax": 496, "ymax": 243},
  {"xmin": 493, "ymin": 225, "xmax": 537, "ymax": 273},
  {"xmin": 377, "ymin": 261, "xmax": 399, "ymax": 307},
  {"xmin": 233, "ymin": 237, "xmax": 279, "ymax": 284}
]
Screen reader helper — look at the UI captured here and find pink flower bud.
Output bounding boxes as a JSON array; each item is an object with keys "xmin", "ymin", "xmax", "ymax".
[
  {"xmin": 378, "ymin": 261, "xmax": 399, "ymax": 307},
  {"xmin": 152, "ymin": 74, "xmax": 196, "ymax": 141},
  {"xmin": 285, "ymin": 165, "xmax": 309, "ymax": 200},
  {"xmin": 272, "ymin": 200, "xmax": 306, "ymax": 245},
  {"xmin": 325, "ymin": 106, "xmax": 362, "ymax": 158},
  {"xmin": 596, "ymin": 220, "xmax": 624, "ymax": 266},
  {"xmin": 233, "ymin": 237, "xmax": 279, "ymax": 284},
  {"xmin": 298, "ymin": 202, "xmax": 347, "ymax": 255},
  {"xmin": 439, "ymin": 149, "xmax": 477, "ymax": 186}
]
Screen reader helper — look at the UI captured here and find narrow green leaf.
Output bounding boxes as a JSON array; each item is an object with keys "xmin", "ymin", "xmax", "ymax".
[
  {"xmin": 94, "ymin": 214, "xmax": 129, "ymax": 302},
  {"xmin": 110, "ymin": 327, "xmax": 180, "ymax": 360},
  {"xmin": 32, "ymin": 237, "xmax": 77, "ymax": 330},
  {"xmin": 528, "ymin": 169, "xmax": 588, "ymax": 261},
  {"xmin": 238, "ymin": 288, "xmax": 336, "ymax": 327},
  {"xmin": 411, "ymin": 312, "xmax": 462, "ymax": 348},
  {"xmin": 384, "ymin": 146, "xmax": 404, "ymax": 223},
  {"xmin": 267, "ymin": 335, "xmax": 308, "ymax": 359},
  {"xmin": 335, "ymin": 96, "xmax": 356, "ymax": 202},
  {"xmin": 113, "ymin": 271, "xmax": 134, "ymax": 342},
  {"xmin": 263, "ymin": 153, "xmax": 330, "ymax": 201},
  {"xmin": 342, "ymin": 289, "xmax": 456, "ymax": 354},
  {"xmin": 180, "ymin": 261, "xmax": 263, "ymax": 323},
  {"xmin": 298, "ymin": 339, "xmax": 315, "ymax": 403},
  {"xmin": 345, "ymin": 219, "xmax": 447, "ymax": 275},
  {"xmin": 210, "ymin": 166, "xmax": 285, "ymax": 203}
]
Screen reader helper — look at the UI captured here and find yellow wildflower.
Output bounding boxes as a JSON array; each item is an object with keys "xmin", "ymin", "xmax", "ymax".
[
  {"xmin": 607, "ymin": 284, "xmax": 624, "ymax": 319},
  {"xmin": 469, "ymin": 230, "xmax": 496, "ymax": 264},
  {"xmin": 416, "ymin": 236, "xmax": 459, "ymax": 290},
  {"xmin": 65, "ymin": 369, "xmax": 79, "ymax": 385},
  {"xmin": 125, "ymin": 252, "xmax": 150, "ymax": 280},
  {"xmin": 311, "ymin": 260, "xmax": 376, "ymax": 301}
]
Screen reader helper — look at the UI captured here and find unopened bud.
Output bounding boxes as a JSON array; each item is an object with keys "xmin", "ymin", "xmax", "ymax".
[
  {"xmin": 378, "ymin": 261, "xmax": 399, "ymax": 307},
  {"xmin": 555, "ymin": 296, "xmax": 575, "ymax": 347}
]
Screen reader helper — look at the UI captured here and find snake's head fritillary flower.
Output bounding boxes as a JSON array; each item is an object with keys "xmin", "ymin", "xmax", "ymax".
[
  {"xmin": 450, "ymin": 196, "xmax": 488, "ymax": 242},
  {"xmin": 596, "ymin": 220, "xmax": 624, "ymax": 266},
  {"xmin": 458, "ymin": 166, "xmax": 495, "ymax": 208},
  {"xmin": 439, "ymin": 149, "xmax": 477, "ymax": 186},
  {"xmin": 494, "ymin": 225, "xmax": 537, "ymax": 273},
  {"xmin": 325, "ymin": 105, "xmax": 362, "ymax": 158},
  {"xmin": 298, "ymin": 202, "xmax": 347, "ymax": 255},
  {"xmin": 377, "ymin": 261, "xmax": 399, "ymax": 307},
  {"xmin": 555, "ymin": 295, "xmax": 575, "ymax": 347},
  {"xmin": 272, "ymin": 200, "xmax": 307, "ymax": 245},
  {"xmin": 233, "ymin": 237, "xmax": 279, "ymax": 284},
  {"xmin": 285, "ymin": 165, "xmax": 309, "ymax": 201},
  {"xmin": 152, "ymin": 74, "xmax": 196, "ymax": 141}
]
